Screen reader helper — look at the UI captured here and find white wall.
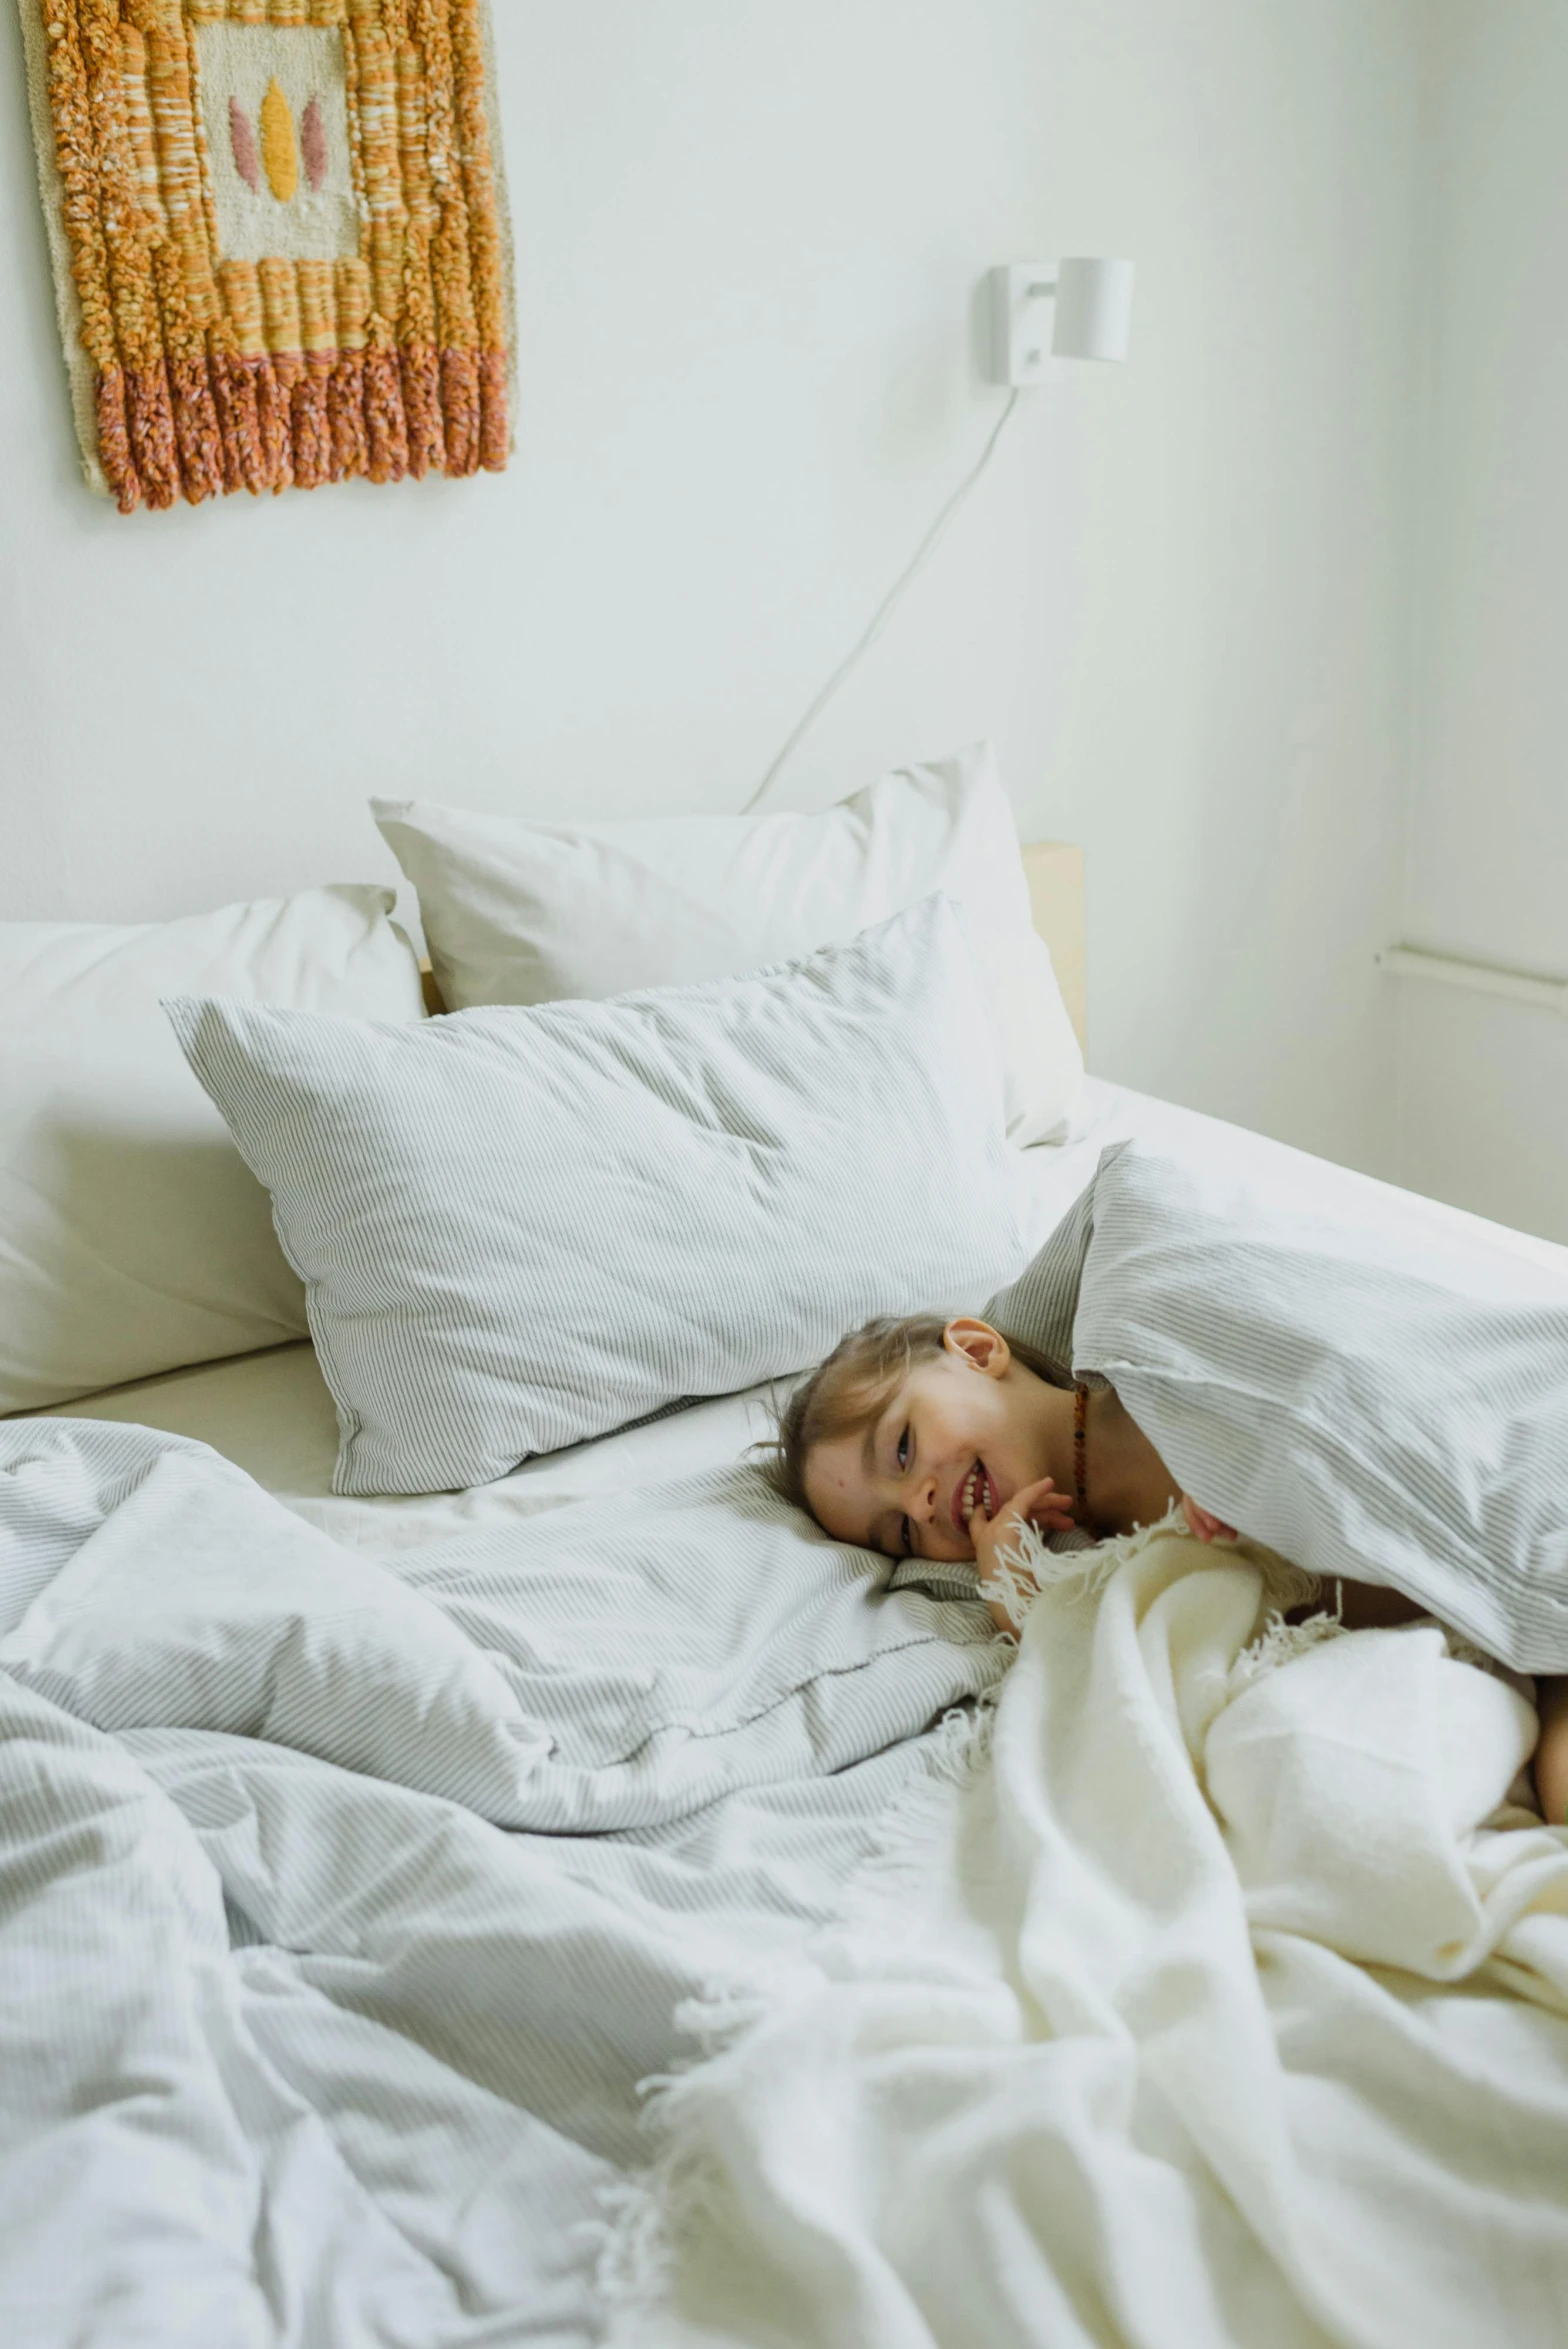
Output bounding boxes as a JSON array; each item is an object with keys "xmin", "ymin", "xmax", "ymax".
[
  {"xmin": 1389, "ymin": 0, "xmax": 1568, "ymax": 1242},
  {"xmin": 1, "ymin": 1, "xmax": 1430, "ymax": 1174}
]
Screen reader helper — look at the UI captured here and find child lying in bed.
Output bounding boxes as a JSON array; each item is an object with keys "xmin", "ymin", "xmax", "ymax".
[{"xmin": 768, "ymin": 1312, "xmax": 1568, "ymax": 1826}]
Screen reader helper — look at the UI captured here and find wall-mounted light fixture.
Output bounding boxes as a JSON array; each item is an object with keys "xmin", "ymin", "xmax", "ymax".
[{"xmin": 988, "ymin": 258, "xmax": 1136, "ymax": 386}]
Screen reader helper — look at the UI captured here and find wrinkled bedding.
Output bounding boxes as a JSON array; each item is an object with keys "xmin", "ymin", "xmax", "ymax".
[
  {"xmin": 0, "ymin": 1417, "xmax": 1005, "ymax": 2347},
  {"xmin": 14, "ymin": 1082, "xmax": 1568, "ymax": 2346},
  {"xmin": 613, "ymin": 1525, "xmax": 1568, "ymax": 2349},
  {"xmin": 987, "ymin": 1139, "xmax": 1568, "ymax": 1668}
]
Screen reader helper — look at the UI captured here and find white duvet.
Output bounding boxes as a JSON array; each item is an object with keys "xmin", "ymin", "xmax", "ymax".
[
  {"xmin": 612, "ymin": 1527, "xmax": 1568, "ymax": 2348},
  {"xmin": 0, "ymin": 1418, "xmax": 1006, "ymax": 2347},
  {"xmin": 10, "ymin": 1416, "xmax": 1568, "ymax": 2345}
]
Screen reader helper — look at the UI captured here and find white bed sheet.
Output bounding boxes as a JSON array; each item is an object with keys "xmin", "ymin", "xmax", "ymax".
[{"xmin": 31, "ymin": 1078, "xmax": 1568, "ymax": 1554}]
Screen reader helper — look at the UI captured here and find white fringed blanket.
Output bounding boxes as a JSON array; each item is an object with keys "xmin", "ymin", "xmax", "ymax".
[{"xmin": 608, "ymin": 1526, "xmax": 1568, "ymax": 2348}]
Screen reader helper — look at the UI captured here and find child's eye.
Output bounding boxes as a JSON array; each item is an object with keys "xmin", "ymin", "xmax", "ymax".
[
  {"xmin": 900, "ymin": 1514, "xmax": 915, "ymax": 1556},
  {"xmin": 896, "ymin": 1426, "xmax": 911, "ymax": 1468}
]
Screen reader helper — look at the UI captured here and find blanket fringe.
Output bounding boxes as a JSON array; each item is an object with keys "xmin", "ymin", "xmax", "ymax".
[
  {"xmin": 596, "ymin": 1536, "xmax": 1340, "ymax": 2334},
  {"xmin": 827, "ymin": 1693, "xmax": 999, "ymax": 1948},
  {"xmin": 993, "ymin": 1507, "xmax": 1325, "ymax": 1633},
  {"xmin": 593, "ymin": 1691, "xmax": 1000, "ymax": 2335},
  {"xmin": 1224, "ymin": 1594, "xmax": 1347, "ymax": 1700},
  {"xmin": 595, "ymin": 1962, "xmax": 795, "ymax": 2331},
  {"xmin": 983, "ymin": 1507, "xmax": 1187, "ymax": 1631}
]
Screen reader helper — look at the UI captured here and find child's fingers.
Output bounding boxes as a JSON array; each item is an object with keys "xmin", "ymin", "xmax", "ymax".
[
  {"xmin": 1181, "ymin": 1494, "xmax": 1237, "ymax": 1544},
  {"xmin": 970, "ymin": 1477, "xmax": 1073, "ymax": 1545},
  {"xmin": 1017, "ymin": 1481, "xmax": 1075, "ymax": 1535},
  {"xmin": 1005, "ymin": 1475, "xmax": 1071, "ymax": 1522}
]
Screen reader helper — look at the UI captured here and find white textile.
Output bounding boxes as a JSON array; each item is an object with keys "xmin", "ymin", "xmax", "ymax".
[
  {"xmin": 374, "ymin": 742, "xmax": 1084, "ymax": 1149},
  {"xmin": 987, "ymin": 1142, "xmax": 1568, "ymax": 1670},
  {"xmin": 612, "ymin": 1527, "xmax": 1568, "ymax": 2349},
  {"xmin": 168, "ymin": 895, "xmax": 1031, "ymax": 1496},
  {"xmin": 0, "ymin": 886, "xmax": 423, "ymax": 1413},
  {"xmin": 0, "ymin": 1416, "xmax": 1006, "ymax": 2346}
]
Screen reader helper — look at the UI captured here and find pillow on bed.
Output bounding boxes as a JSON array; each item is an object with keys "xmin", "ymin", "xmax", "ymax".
[
  {"xmin": 0, "ymin": 887, "xmax": 425, "ymax": 1415},
  {"xmin": 166, "ymin": 895, "xmax": 1032, "ymax": 1498},
  {"xmin": 986, "ymin": 1141, "xmax": 1568, "ymax": 1672},
  {"xmin": 371, "ymin": 742, "xmax": 1083, "ymax": 1148}
]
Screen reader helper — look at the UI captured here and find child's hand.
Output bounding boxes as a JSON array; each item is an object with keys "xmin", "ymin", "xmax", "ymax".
[
  {"xmin": 1181, "ymin": 1494, "xmax": 1237, "ymax": 1544},
  {"xmin": 967, "ymin": 1476, "xmax": 1074, "ymax": 1633}
]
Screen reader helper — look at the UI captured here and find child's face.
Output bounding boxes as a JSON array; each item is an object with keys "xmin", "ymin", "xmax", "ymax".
[{"xmin": 802, "ymin": 1320, "xmax": 1052, "ymax": 1564}]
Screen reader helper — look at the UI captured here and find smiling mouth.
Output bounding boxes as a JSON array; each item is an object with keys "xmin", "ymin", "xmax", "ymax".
[{"xmin": 953, "ymin": 1459, "xmax": 997, "ymax": 1531}]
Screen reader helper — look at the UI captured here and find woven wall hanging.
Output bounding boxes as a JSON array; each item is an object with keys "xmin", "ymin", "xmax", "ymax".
[{"xmin": 17, "ymin": 0, "xmax": 515, "ymax": 511}]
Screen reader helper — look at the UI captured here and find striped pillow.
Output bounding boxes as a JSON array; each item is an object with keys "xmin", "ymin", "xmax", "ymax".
[
  {"xmin": 989, "ymin": 1142, "xmax": 1568, "ymax": 1671},
  {"xmin": 166, "ymin": 896, "xmax": 1030, "ymax": 1498}
]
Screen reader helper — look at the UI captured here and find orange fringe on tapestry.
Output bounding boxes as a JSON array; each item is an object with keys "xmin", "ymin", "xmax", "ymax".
[{"xmin": 17, "ymin": 0, "xmax": 515, "ymax": 510}]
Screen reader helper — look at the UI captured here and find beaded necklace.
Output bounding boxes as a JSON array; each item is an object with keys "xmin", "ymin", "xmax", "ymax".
[{"xmin": 1073, "ymin": 1384, "xmax": 1090, "ymax": 1520}]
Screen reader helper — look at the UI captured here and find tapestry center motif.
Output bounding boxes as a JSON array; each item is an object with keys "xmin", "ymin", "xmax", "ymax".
[{"xmin": 197, "ymin": 26, "xmax": 358, "ymax": 262}]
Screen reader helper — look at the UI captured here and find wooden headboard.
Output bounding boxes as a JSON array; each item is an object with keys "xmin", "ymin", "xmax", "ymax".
[
  {"xmin": 1021, "ymin": 840, "xmax": 1087, "ymax": 1060},
  {"xmin": 419, "ymin": 837, "xmax": 1088, "ymax": 1061}
]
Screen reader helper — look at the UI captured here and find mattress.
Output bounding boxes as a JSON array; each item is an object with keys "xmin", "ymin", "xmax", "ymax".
[{"xmin": 36, "ymin": 1075, "xmax": 1568, "ymax": 1551}]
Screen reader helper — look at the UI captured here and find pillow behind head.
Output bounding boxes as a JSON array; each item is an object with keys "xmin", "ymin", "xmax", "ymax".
[
  {"xmin": 165, "ymin": 895, "xmax": 1032, "ymax": 1498},
  {"xmin": 372, "ymin": 742, "xmax": 1083, "ymax": 1148},
  {"xmin": 0, "ymin": 886, "xmax": 425, "ymax": 1412}
]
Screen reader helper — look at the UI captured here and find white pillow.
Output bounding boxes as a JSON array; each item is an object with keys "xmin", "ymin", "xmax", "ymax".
[
  {"xmin": 372, "ymin": 742, "xmax": 1083, "ymax": 1148},
  {"xmin": 166, "ymin": 896, "xmax": 1033, "ymax": 1497},
  {"xmin": 0, "ymin": 887, "xmax": 424, "ymax": 1413},
  {"xmin": 988, "ymin": 1142, "xmax": 1568, "ymax": 1674}
]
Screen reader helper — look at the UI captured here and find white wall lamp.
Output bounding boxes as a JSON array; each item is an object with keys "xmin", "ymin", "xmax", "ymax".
[{"xmin": 987, "ymin": 258, "xmax": 1137, "ymax": 385}]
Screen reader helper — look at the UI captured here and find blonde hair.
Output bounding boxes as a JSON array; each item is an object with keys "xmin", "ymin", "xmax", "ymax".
[{"xmin": 760, "ymin": 1313, "xmax": 1064, "ymax": 1514}]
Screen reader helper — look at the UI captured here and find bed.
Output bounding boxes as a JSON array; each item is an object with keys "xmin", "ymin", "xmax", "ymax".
[{"xmin": 5, "ymin": 793, "xmax": 1568, "ymax": 2349}]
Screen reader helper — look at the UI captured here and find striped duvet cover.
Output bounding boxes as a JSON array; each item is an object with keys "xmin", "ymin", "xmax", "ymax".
[{"xmin": 0, "ymin": 1416, "xmax": 1004, "ymax": 2347}]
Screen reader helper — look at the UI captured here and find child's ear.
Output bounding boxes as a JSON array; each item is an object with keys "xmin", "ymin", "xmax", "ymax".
[{"xmin": 943, "ymin": 1318, "xmax": 1011, "ymax": 1378}]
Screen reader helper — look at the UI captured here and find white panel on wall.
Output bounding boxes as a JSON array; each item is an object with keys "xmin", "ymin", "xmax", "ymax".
[
  {"xmin": 1390, "ymin": 0, "xmax": 1568, "ymax": 1242},
  {"xmin": 0, "ymin": 1, "xmax": 1431, "ymax": 1179},
  {"xmin": 1395, "ymin": 985, "xmax": 1568, "ymax": 1247}
]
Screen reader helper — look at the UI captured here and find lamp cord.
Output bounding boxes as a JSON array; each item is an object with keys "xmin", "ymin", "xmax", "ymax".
[{"xmin": 741, "ymin": 388, "xmax": 1023, "ymax": 814}]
